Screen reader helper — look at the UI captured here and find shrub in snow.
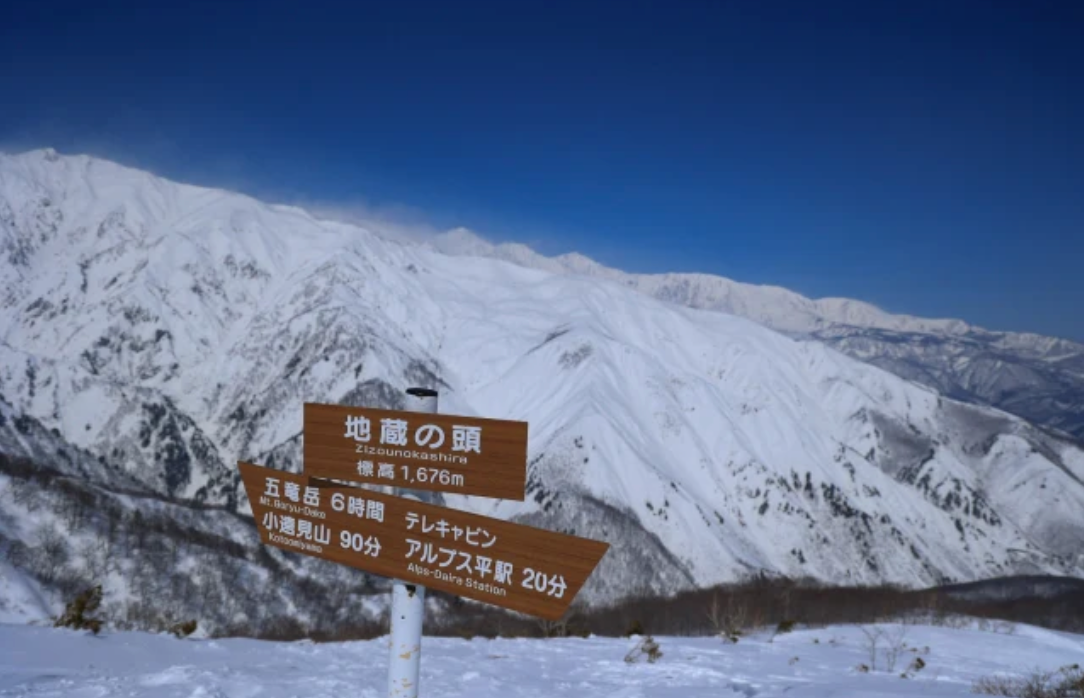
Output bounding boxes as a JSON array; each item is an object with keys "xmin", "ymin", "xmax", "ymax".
[
  {"xmin": 169, "ymin": 620, "xmax": 198, "ymax": 638},
  {"xmin": 624, "ymin": 635, "xmax": 662, "ymax": 664},
  {"xmin": 55, "ymin": 585, "xmax": 104, "ymax": 635},
  {"xmin": 971, "ymin": 663, "xmax": 1084, "ymax": 697},
  {"xmin": 900, "ymin": 656, "xmax": 927, "ymax": 680}
]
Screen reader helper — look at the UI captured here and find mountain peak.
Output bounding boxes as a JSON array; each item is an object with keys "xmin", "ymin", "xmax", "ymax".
[
  {"xmin": 2, "ymin": 151, "xmax": 1084, "ymax": 618},
  {"xmin": 435, "ymin": 227, "xmax": 492, "ymax": 252}
]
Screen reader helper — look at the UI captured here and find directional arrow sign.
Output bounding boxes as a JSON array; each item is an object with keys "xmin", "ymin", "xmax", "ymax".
[
  {"xmin": 238, "ymin": 461, "xmax": 608, "ymax": 620},
  {"xmin": 302, "ymin": 402, "xmax": 529, "ymax": 500}
]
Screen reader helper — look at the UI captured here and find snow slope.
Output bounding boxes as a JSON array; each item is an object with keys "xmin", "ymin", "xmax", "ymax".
[
  {"xmin": 429, "ymin": 229, "xmax": 1084, "ymax": 441},
  {"xmin": 0, "ymin": 445, "xmax": 389, "ymax": 632},
  {"xmin": 1, "ymin": 620, "xmax": 1083, "ymax": 697},
  {"xmin": 1, "ymin": 149, "xmax": 1084, "ymax": 626}
]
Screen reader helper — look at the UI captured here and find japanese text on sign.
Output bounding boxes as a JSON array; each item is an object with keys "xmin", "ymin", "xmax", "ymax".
[
  {"xmin": 239, "ymin": 461, "xmax": 607, "ymax": 620},
  {"xmin": 303, "ymin": 403, "xmax": 528, "ymax": 500},
  {"xmin": 405, "ymin": 513, "xmax": 497, "ymax": 547},
  {"xmin": 345, "ymin": 415, "xmax": 482, "ymax": 455}
]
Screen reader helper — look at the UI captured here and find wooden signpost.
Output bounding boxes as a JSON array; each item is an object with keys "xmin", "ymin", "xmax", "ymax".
[
  {"xmin": 238, "ymin": 460, "xmax": 608, "ymax": 620},
  {"xmin": 302, "ymin": 402, "xmax": 528, "ymax": 500},
  {"xmin": 237, "ymin": 388, "xmax": 610, "ymax": 698}
]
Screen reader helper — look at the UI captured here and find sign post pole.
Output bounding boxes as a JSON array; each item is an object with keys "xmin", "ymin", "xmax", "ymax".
[{"xmin": 386, "ymin": 387, "xmax": 436, "ymax": 698}]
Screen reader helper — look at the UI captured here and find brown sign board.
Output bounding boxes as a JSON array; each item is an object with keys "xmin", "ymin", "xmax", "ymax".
[
  {"xmin": 302, "ymin": 402, "xmax": 529, "ymax": 501},
  {"xmin": 238, "ymin": 461, "xmax": 609, "ymax": 620}
]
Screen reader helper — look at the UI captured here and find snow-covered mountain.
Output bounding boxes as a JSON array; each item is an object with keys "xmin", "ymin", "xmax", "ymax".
[
  {"xmin": 429, "ymin": 229, "xmax": 1084, "ymax": 442},
  {"xmin": 2, "ymin": 149, "xmax": 1083, "ymax": 628}
]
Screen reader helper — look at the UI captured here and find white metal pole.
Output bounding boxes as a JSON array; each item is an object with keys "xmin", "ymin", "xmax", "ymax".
[{"xmin": 387, "ymin": 387, "xmax": 436, "ymax": 698}]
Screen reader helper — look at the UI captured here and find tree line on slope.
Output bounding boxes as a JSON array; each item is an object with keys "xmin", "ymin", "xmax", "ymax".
[
  {"xmin": 0, "ymin": 452, "xmax": 385, "ymax": 639},
  {"xmin": 419, "ymin": 574, "xmax": 1084, "ymax": 642},
  {"xmin": 2, "ymin": 451, "xmax": 1081, "ymax": 642}
]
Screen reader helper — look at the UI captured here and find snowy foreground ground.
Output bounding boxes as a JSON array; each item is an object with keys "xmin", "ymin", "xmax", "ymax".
[{"xmin": 1, "ymin": 620, "xmax": 1082, "ymax": 697}]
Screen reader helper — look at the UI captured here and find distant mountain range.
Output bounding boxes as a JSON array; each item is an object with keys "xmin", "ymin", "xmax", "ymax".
[
  {"xmin": 429, "ymin": 228, "xmax": 1084, "ymax": 443},
  {"xmin": 1, "ymin": 148, "xmax": 1082, "ymax": 630}
]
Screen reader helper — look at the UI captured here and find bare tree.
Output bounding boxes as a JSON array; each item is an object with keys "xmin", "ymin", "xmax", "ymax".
[
  {"xmin": 10, "ymin": 479, "xmax": 42, "ymax": 512},
  {"xmin": 882, "ymin": 625, "xmax": 909, "ymax": 672},
  {"xmin": 859, "ymin": 626, "xmax": 884, "ymax": 671},
  {"xmin": 35, "ymin": 524, "xmax": 69, "ymax": 584},
  {"xmin": 779, "ymin": 582, "xmax": 793, "ymax": 621},
  {"xmin": 859, "ymin": 625, "xmax": 909, "ymax": 672},
  {"xmin": 706, "ymin": 592, "xmax": 723, "ymax": 633},
  {"xmin": 706, "ymin": 592, "xmax": 745, "ymax": 642},
  {"xmin": 537, "ymin": 617, "xmax": 568, "ymax": 638},
  {"xmin": 80, "ymin": 538, "xmax": 111, "ymax": 580}
]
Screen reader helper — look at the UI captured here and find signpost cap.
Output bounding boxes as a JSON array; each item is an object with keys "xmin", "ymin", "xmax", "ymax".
[{"xmin": 406, "ymin": 387, "xmax": 439, "ymax": 398}]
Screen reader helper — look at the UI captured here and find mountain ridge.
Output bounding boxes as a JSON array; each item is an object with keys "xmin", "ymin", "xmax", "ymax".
[
  {"xmin": 427, "ymin": 228, "xmax": 1084, "ymax": 441},
  {"xmin": 1, "ymin": 148, "xmax": 1082, "ymax": 628}
]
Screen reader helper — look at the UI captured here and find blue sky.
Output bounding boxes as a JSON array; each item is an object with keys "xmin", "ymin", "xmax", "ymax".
[{"xmin": 3, "ymin": 0, "xmax": 1083, "ymax": 339}]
